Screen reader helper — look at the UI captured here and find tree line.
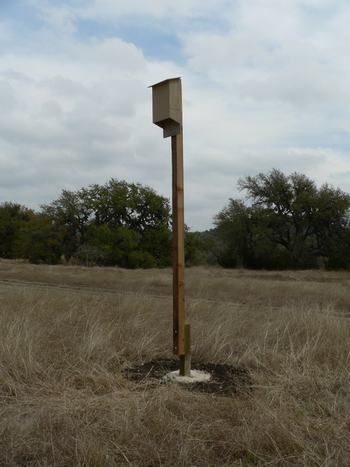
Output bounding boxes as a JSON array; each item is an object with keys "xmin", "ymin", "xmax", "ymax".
[
  {"xmin": 1, "ymin": 170, "xmax": 350, "ymax": 269},
  {"xmin": 0, "ymin": 180, "xmax": 172, "ymax": 267},
  {"xmin": 214, "ymin": 169, "xmax": 350, "ymax": 269}
]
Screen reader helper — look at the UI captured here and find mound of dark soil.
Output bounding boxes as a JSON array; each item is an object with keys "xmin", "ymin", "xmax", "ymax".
[{"xmin": 124, "ymin": 359, "xmax": 252, "ymax": 395}]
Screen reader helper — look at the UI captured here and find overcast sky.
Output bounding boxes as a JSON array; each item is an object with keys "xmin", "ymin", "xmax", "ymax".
[{"xmin": 1, "ymin": 0, "xmax": 350, "ymax": 230}]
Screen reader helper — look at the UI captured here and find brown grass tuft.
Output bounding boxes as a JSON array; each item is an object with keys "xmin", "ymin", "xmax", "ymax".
[{"xmin": 0, "ymin": 261, "xmax": 350, "ymax": 465}]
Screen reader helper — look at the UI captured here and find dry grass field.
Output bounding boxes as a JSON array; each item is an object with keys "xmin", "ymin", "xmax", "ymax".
[{"xmin": 1, "ymin": 259, "xmax": 350, "ymax": 466}]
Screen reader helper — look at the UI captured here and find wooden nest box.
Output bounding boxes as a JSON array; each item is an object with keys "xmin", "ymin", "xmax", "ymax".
[{"xmin": 150, "ymin": 77, "xmax": 182, "ymax": 138}]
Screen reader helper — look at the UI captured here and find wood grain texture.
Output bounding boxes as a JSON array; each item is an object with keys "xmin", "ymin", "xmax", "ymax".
[{"xmin": 171, "ymin": 132, "xmax": 185, "ymax": 356}]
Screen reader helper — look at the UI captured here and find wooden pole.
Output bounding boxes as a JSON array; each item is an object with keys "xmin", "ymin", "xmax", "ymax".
[
  {"xmin": 171, "ymin": 131, "xmax": 191, "ymax": 376},
  {"xmin": 150, "ymin": 77, "xmax": 190, "ymax": 377}
]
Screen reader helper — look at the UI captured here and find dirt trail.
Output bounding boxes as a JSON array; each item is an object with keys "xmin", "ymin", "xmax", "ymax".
[
  {"xmin": 0, "ymin": 277, "xmax": 245, "ymax": 308},
  {"xmin": 2, "ymin": 276, "xmax": 347, "ymax": 318}
]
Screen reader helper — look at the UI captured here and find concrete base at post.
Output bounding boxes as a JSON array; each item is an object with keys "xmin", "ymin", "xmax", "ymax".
[{"xmin": 163, "ymin": 369, "xmax": 211, "ymax": 384}]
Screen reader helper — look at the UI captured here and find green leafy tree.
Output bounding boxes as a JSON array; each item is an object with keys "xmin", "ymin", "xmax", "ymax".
[
  {"xmin": 184, "ymin": 230, "xmax": 214, "ymax": 266},
  {"xmin": 215, "ymin": 200, "xmax": 253, "ymax": 267},
  {"xmin": 78, "ymin": 179, "xmax": 170, "ymax": 231},
  {"xmin": 0, "ymin": 203, "xmax": 33, "ymax": 258},
  {"xmin": 216, "ymin": 170, "xmax": 350, "ymax": 269},
  {"xmin": 240, "ymin": 170, "xmax": 350, "ymax": 266},
  {"xmin": 326, "ymin": 227, "xmax": 350, "ymax": 269},
  {"xmin": 84, "ymin": 224, "xmax": 142, "ymax": 267},
  {"xmin": 42, "ymin": 179, "xmax": 171, "ymax": 268},
  {"xmin": 15, "ymin": 214, "xmax": 65, "ymax": 264},
  {"xmin": 41, "ymin": 189, "xmax": 92, "ymax": 258}
]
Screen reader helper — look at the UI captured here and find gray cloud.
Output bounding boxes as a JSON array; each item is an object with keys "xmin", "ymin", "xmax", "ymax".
[{"xmin": 1, "ymin": 1, "xmax": 350, "ymax": 230}]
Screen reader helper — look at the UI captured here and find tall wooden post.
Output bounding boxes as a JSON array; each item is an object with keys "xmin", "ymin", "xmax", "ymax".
[
  {"xmin": 150, "ymin": 77, "xmax": 191, "ymax": 376},
  {"xmin": 172, "ymin": 132, "xmax": 191, "ymax": 375}
]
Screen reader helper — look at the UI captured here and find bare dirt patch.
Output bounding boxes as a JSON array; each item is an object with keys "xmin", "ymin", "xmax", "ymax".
[{"xmin": 124, "ymin": 359, "xmax": 252, "ymax": 395}]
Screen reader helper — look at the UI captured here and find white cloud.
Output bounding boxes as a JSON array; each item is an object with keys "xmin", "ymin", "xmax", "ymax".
[
  {"xmin": 1, "ymin": 0, "xmax": 350, "ymax": 230},
  {"xmin": 68, "ymin": 0, "xmax": 230, "ymax": 22},
  {"xmin": 0, "ymin": 33, "xmax": 182, "ymax": 214}
]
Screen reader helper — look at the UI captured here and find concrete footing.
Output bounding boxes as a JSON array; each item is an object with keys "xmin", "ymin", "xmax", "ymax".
[{"xmin": 164, "ymin": 369, "xmax": 211, "ymax": 384}]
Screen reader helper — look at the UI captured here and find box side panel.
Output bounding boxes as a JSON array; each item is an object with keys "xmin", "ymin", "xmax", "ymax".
[
  {"xmin": 168, "ymin": 79, "xmax": 182, "ymax": 125},
  {"xmin": 152, "ymin": 83, "xmax": 170, "ymax": 124}
]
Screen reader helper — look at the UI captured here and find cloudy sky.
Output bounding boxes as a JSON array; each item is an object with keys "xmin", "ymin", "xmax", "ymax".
[{"xmin": 1, "ymin": 0, "xmax": 350, "ymax": 230}]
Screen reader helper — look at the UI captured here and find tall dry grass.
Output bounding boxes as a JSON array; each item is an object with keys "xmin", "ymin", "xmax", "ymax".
[{"xmin": 0, "ymin": 260, "xmax": 350, "ymax": 465}]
